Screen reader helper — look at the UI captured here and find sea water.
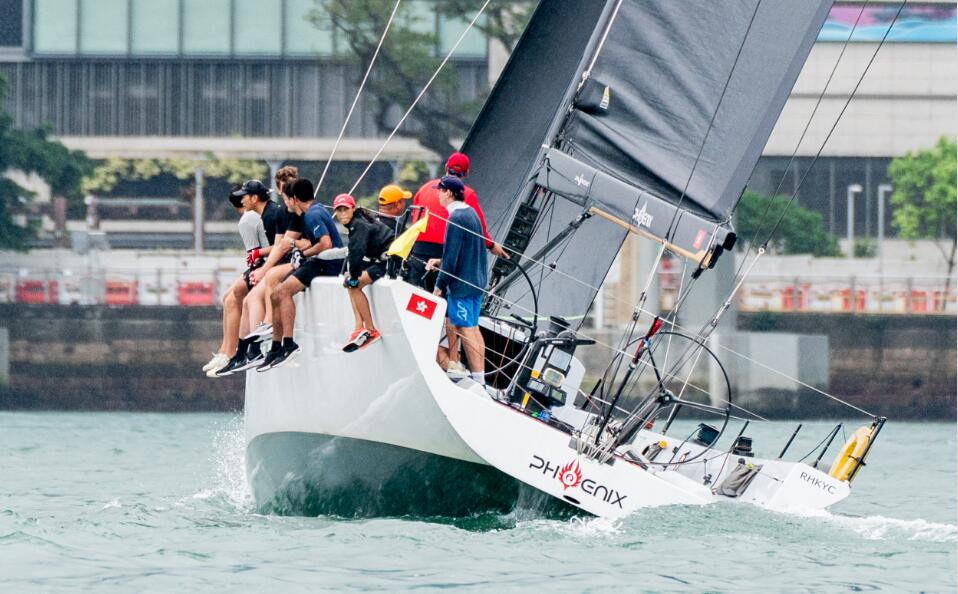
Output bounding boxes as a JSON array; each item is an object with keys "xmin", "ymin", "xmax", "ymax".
[{"xmin": 1, "ymin": 412, "xmax": 954, "ymax": 592}]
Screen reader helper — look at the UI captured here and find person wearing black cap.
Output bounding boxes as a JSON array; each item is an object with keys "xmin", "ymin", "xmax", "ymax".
[
  {"xmin": 426, "ymin": 175, "xmax": 489, "ymax": 386},
  {"xmin": 213, "ymin": 179, "xmax": 287, "ymax": 376}
]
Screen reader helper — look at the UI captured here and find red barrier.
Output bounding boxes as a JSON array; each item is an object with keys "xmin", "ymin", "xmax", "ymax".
[
  {"xmin": 782, "ymin": 286, "xmax": 806, "ymax": 311},
  {"xmin": 910, "ymin": 290, "xmax": 928, "ymax": 313},
  {"xmin": 105, "ymin": 281, "xmax": 138, "ymax": 306},
  {"xmin": 178, "ymin": 282, "xmax": 215, "ymax": 306},
  {"xmin": 16, "ymin": 280, "xmax": 58, "ymax": 304},
  {"xmin": 839, "ymin": 289, "xmax": 866, "ymax": 312}
]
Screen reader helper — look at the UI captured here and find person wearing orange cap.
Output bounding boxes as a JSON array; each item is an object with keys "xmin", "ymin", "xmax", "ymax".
[
  {"xmin": 333, "ymin": 193, "xmax": 396, "ymax": 352},
  {"xmin": 376, "ymin": 183, "xmax": 412, "ymax": 234},
  {"xmin": 407, "ymin": 152, "xmax": 508, "ymax": 291}
]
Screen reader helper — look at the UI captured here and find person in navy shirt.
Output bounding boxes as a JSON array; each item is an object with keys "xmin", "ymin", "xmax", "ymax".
[
  {"xmin": 259, "ymin": 178, "xmax": 344, "ymax": 371},
  {"xmin": 426, "ymin": 175, "xmax": 488, "ymax": 385}
]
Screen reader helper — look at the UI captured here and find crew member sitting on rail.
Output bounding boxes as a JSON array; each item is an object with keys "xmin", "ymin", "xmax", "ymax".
[
  {"xmin": 333, "ymin": 194, "xmax": 396, "ymax": 352},
  {"xmin": 426, "ymin": 175, "xmax": 488, "ymax": 385},
  {"xmin": 210, "ymin": 180, "xmax": 285, "ymax": 377},
  {"xmin": 259, "ymin": 179, "xmax": 344, "ymax": 371},
  {"xmin": 408, "ymin": 152, "xmax": 507, "ymax": 291},
  {"xmin": 221, "ymin": 167, "xmax": 305, "ymax": 374}
]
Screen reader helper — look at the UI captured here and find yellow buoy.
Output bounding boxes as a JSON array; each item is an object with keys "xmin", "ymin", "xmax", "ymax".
[{"xmin": 828, "ymin": 426, "xmax": 873, "ymax": 482}]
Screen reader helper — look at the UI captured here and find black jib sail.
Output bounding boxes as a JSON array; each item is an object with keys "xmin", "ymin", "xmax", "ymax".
[{"xmin": 461, "ymin": 0, "xmax": 832, "ymax": 323}]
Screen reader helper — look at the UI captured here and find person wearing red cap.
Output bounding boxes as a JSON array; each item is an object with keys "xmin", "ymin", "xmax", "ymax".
[
  {"xmin": 333, "ymin": 193, "xmax": 396, "ymax": 352},
  {"xmin": 407, "ymin": 152, "xmax": 508, "ymax": 291}
]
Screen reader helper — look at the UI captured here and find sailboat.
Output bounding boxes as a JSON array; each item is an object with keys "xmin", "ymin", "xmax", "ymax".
[{"xmin": 244, "ymin": 0, "xmax": 886, "ymax": 518}]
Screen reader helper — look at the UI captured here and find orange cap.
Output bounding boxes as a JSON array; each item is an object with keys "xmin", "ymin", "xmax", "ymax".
[{"xmin": 378, "ymin": 184, "xmax": 412, "ymax": 205}]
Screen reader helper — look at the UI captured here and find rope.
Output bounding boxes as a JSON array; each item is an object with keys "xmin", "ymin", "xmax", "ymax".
[
  {"xmin": 348, "ymin": 0, "xmax": 493, "ymax": 195},
  {"xmin": 315, "ymin": 0, "xmax": 403, "ymax": 197}
]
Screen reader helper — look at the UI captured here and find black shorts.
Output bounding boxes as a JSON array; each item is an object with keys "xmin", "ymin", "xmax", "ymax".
[
  {"xmin": 359, "ymin": 260, "xmax": 388, "ymax": 283},
  {"xmin": 404, "ymin": 241, "xmax": 444, "ymax": 291},
  {"xmin": 292, "ymin": 257, "xmax": 341, "ymax": 288}
]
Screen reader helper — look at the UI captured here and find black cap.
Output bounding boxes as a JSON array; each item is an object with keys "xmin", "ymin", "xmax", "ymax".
[
  {"xmin": 227, "ymin": 184, "xmax": 244, "ymax": 208},
  {"xmin": 434, "ymin": 175, "xmax": 465, "ymax": 200},
  {"xmin": 231, "ymin": 179, "xmax": 269, "ymax": 200}
]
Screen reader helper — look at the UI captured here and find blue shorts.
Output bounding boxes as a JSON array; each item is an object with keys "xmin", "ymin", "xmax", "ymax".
[{"xmin": 447, "ymin": 294, "xmax": 481, "ymax": 328}]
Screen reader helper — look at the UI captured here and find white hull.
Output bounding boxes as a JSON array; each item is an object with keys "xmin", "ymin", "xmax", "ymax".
[{"xmin": 244, "ymin": 277, "xmax": 852, "ymax": 519}]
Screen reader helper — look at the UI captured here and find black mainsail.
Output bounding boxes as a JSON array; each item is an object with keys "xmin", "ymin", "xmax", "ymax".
[{"xmin": 460, "ymin": 0, "xmax": 832, "ymax": 324}]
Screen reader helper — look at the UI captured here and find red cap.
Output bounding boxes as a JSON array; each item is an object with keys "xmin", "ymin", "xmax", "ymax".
[
  {"xmin": 445, "ymin": 152, "xmax": 470, "ymax": 176},
  {"xmin": 332, "ymin": 193, "xmax": 356, "ymax": 209}
]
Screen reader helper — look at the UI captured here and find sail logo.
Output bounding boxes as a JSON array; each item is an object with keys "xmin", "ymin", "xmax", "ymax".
[
  {"xmin": 632, "ymin": 203, "xmax": 654, "ymax": 228},
  {"xmin": 574, "ymin": 173, "xmax": 590, "ymax": 188},
  {"xmin": 529, "ymin": 455, "xmax": 627, "ymax": 507}
]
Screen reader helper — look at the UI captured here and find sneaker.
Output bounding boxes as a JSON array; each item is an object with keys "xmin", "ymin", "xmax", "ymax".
[
  {"xmin": 249, "ymin": 322, "xmax": 272, "ymax": 340},
  {"xmin": 233, "ymin": 348, "xmax": 265, "ymax": 372},
  {"xmin": 357, "ymin": 329, "xmax": 382, "ymax": 350},
  {"xmin": 214, "ymin": 352, "xmax": 250, "ymax": 377},
  {"xmin": 446, "ymin": 360, "xmax": 468, "ymax": 379},
  {"xmin": 203, "ymin": 352, "xmax": 228, "ymax": 374},
  {"xmin": 256, "ymin": 345, "xmax": 285, "ymax": 372},
  {"xmin": 342, "ymin": 329, "xmax": 370, "ymax": 353},
  {"xmin": 259, "ymin": 341, "xmax": 301, "ymax": 371}
]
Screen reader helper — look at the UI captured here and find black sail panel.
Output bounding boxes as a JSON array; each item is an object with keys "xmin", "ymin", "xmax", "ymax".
[
  {"xmin": 459, "ymin": 0, "xmax": 608, "ymax": 238},
  {"xmin": 565, "ymin": 0, "xmax": 833, "ymax": 221}
]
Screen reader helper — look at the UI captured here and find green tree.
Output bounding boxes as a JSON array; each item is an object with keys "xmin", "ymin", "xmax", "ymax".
[
  {"xmin": 735, "ymin": 191, "xmax": 840, "ymax": 256},
  {"xmin": 887, "ymin": 136, "xmax": 957, "ymax": 304},
  {"xmin": 82, "ymin": 157, "xmax": 267, "ymax": 195},
  {"xmin": 311, "ymin": 0, "xmax": 533, "ymax": 158},
  {"xmin": 0, "ymin": 75, "xmax": 92, "ymax": 250}
]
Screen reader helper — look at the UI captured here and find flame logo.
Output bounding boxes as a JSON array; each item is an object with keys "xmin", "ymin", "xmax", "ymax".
[{"xmin": 558, "ymin": 460, "xmax": 582, "ymax": 490}]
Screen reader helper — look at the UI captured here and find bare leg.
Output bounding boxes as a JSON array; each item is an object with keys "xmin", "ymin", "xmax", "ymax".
[
  {"xmin": 218, "ymin": 291, "xmax": 234, "ymax": 354},
  {"xmin": 261, "ymin": 264, "xmax": 290, "ymax": 326},
  {"xmin": 445, "ymin": 320, "xmax": 461, "ymax": 363},
  {"xmin": 241, "ymin": 281, "xmax": 267, "ymax": 338},
  {"xmin": 224, "ymin": 279, "xmax": 248, "ymax": 355},
  {"xmin": 271, "ymin": 276, "xmax": 305, "ymax": 339},
  {"xmin": 347, "ymin": 273, "xmax": 376, "ymax": 331},
  {"xmin": 459, "ymin": 326, "xmax": 486, "ymax": 375}
]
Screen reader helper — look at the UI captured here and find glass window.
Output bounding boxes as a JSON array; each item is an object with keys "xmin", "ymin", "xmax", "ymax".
[
  {"xmin": 0, "ymin": 0, "xmax": 24, "ymax": 47},
  {"xmin": 285, "ymin": 0, "xmax": 333, "ymax": 56},
  {"xmin": 439, "ymin": 14, "xmax": 486, "ymax": 57},
  {"xmin": 79, "ymin": 0, "xmax": 128, "ymax": 54},
  {"xmin": 234, "ymin": 0, "xmax": 281, "ymax": 54},
  {"xmin": 183, "ymin": 0, "xmax": 231, "ymax": 55},
  {"xmin": 131, "ymin": 0, "xmax": 179, "ymax": 54},
  {"xmin": 34, "ymin": 0, "xmax": 78, "ymax": 54}
]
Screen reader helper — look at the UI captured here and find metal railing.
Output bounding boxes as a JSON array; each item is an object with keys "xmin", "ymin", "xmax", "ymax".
[{"xmin": 2, "ymin": 265, "xmax": 955, "ymax": 316}]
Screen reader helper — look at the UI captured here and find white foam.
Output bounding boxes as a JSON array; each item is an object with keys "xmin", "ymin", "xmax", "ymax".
[
  {"xmin": 189, "ymin": 416, "xmax": 254, "ymax": 512},
  {"xmin": 828, "ymin": 514, "xmax": 957, "ymax": 543}
]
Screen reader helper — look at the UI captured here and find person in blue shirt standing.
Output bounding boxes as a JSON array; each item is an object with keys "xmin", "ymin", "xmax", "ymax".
[
  {"xmin": 259, "ymin": 178, "xmax": 345, "ymax": 371},
  {"xmin": 426, "ymin": 175, "xmax": 488, "ymax": 385}
]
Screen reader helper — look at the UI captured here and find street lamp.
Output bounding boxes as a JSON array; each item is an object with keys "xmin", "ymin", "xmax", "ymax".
[
  {"xmin": 877, "ymin": 183, "xmax": 893, "ymax": 311},
  {"xmin": 847, "ymin": 184, "xmax": 863, "ymax": 259}
]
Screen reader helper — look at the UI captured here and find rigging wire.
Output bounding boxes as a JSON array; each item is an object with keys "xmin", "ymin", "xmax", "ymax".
[
  {"xmin": 347, "ymin": 0, "xmax": 493, "ymax": 195},
  {"xmin": 664, "ymin": 0, "xmax": 910, "ymax": 417},
  {"xmin": 314, "ymin": 0, "xmax": 403, "ymax": 197},
  {"xmin": 731, "ymin": 2, "xmax": 868, "ymax": 269}
]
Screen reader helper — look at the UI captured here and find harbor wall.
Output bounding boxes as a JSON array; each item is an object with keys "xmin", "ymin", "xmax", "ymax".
[{"xmin": 0, "ymin": 305, "xmax": 953, "ymax": 418}]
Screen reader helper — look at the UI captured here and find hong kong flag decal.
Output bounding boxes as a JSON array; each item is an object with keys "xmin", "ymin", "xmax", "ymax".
[{"xmin": 406, "ymin": 294, "xmax": 438, "ymax": 320}]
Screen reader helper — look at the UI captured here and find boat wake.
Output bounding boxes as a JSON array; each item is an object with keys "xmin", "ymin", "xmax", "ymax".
[{"xmin": 823, "ymin": 513, "xmax": 957, "ymax": 543}]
